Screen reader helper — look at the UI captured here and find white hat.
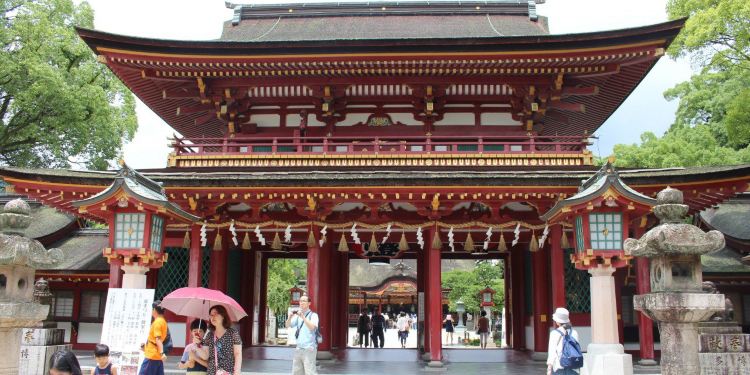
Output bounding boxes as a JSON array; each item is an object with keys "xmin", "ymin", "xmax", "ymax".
[{"xmin": 552, "ymin": 307, "xmax": 570, "ymax": 324}]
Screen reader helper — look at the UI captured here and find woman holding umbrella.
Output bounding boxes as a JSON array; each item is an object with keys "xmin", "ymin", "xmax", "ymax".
[{"xmin": 193, "ymin": 305, "xmax": 242, "ymax": 375}]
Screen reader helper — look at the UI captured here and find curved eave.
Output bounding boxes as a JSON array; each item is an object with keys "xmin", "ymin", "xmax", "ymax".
[
  {"xmin": 71, "ymin": 179, "xmax": 199, "ymax": 223},
  {"xmin": 75, "ymin": 19, "xmax": 685, "ymax": 55},
  {"xmin": 541, "ymin": 176, "xmax": 656, "ymax": 222}
]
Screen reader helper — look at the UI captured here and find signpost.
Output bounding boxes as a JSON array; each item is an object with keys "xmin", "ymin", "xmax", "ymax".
[{"xmin": 100, "ymin": 288, "xmax": 155, "ymax": 375}]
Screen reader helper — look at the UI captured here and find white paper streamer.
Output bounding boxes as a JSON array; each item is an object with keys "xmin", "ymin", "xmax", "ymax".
[
  {"xmin": 382, "ymin": 223, "xmax": 392, "ymax": 244},
  {"xmin": 416, "ymin": 226, "xmax": 424, "ymax": 249},
  {"xmin": 448, "ymin": 227, "xmax": 455, "ymax": 252},
  {"xmin": 512, "ymin": 223, "xmax": 521, "ymax": 247},
  {"xmin": 539, "ymin": 224, "xmax": 550, "ymax": 248},
  {"xmin": 483, "ymin": 226, "xmax": 493, "ymax": 250},
  {"xmin": 200, "ymin": 223, "xmax": 207, "ymax": 247},
  {"xmin": 284, "ymin": 225, "xmax": 292, "ymax": 243},
  {"xmin": 319, "ymin": 225, "xmax": 328, "ymax": 247},
  {"xmin": 254, "ymin": 225, "xmax": 266, "ymax": 246},
  {"xmin": 350, "ymin": 223, "xmax": 361, "ymax": 244},
  {"xmin": 229, "ymin": 220, "xmax": 238, "ymax": 246}
]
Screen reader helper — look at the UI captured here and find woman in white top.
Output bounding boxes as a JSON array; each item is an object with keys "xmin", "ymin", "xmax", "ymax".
[{"xmin": 546, "ymin": 307, "xmax": 580, "ymax": 375}]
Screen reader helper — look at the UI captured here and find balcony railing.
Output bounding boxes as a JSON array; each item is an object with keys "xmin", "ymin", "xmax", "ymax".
[{"xmin": 170, "ymin": 135, "xmax": 590, "ymax": 157}]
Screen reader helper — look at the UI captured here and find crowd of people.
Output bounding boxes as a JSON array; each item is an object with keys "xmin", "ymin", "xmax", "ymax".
[{"xmin": 355, "ymin": 310, "xmax": 416, "ymax": 348}]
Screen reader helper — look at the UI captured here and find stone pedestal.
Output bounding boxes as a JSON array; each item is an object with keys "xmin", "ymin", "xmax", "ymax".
[
  {"xmin": 634, "ymin": 292, "xmax": 724, "ymax": 375},
  {"xmin": 697, "ymin": 323, "xmax": 750, "ymax": 374},
  {"xmin": 121, "ymin": 264, "xmax": 149, "ymax": 289},
  {"xmin": 0, "ymin": 328, "xmax": 22, "ymax": 375},
  {"xmin": 18, "ymin": 328, "xmax": 69, "ymax": 375},
  {"xmin": 580, "ymin": 266, "xmax": 633, "ymax": 375}
]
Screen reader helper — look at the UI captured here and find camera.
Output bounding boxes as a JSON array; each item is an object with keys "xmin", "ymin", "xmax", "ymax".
[{"xmin": 292, "ymin": 310, "xmax": 298, "ymax": 315}]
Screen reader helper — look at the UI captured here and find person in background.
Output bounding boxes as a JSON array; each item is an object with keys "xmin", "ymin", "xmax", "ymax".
[
  {"xmin": 91, "ymin": 344, "xmax": 117, "ymax": 375},
  {"xmin": 396, "ymin": 312, "xmax": 410, "ymax": 348},
  {"xmin": 285, "ymin": 294, "xmax": 319, "ymax": 375},
  {"xmin": 547, "ymin": 307, "xmax": 580, "ymax": 375},
  {"xmin": 140, "ymin": 300, "xmax": 168, "ymax": 375},
  {"xmin": 477, "ymin": 311, "xmax": 490, "ymax": 349},
  {"xmin": 370, "ymin": 309, "xmax": 386, "ymax": 348},
  {"xmin": 49, "ymin": 350, "xmax": 83, "ymax": 375},
  {"xmin": 179, "ymin": 318, "xmax": 208, "ymax": 374},
  {"xmin": 443, "ymin": 314, "xmax": 454, "ymax": 345},
  {"xmin": 356, "ymin": 310, "xmax": 371, "ymax": 348}
]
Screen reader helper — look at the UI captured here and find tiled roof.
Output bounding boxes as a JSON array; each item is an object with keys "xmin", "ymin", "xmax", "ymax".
[
  {"xmin": 220, "ymin": 14, "xmax": 548, "ymax": 42},
  {"xmin": 40, "ymin": 230, "xmax": 109, "ymax": 272},
  {"xmin": 221, "ymin": 1, "xmax": 548, "ymax": 42}
]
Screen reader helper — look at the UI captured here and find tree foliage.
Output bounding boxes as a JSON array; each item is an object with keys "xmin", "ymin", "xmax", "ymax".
[
  {"xmin": 441, "ymin": 260, "xmax": 504, "ymax": 313},
  {"xmin": 0, "ymin": 0, "xmax": 137, "ymax": 169},
  {"xmin": 613, "ymin": 0, "xmax": 750, "ymax": 167},
  {"xmin": 266, "ymin": 259, "xmax": 306, "ymax": 315}
]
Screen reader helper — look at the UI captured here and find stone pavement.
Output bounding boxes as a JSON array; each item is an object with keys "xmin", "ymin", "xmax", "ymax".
[{"xmin": 74, "ymin": 349, "xmax": 662, "ymax": 374}]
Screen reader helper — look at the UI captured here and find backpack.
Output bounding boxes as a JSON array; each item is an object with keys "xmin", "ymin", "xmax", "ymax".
[
  {"xmin": 162, "ymin": 328, "xmax": 174, "ymax": 354},
  {"xmin": 557, "ymin": 328, "xmax": 583, "ymax": 369}
]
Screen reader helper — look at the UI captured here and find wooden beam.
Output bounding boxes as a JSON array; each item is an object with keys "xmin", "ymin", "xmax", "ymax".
[
  {"xmin": 560, "ymin": 86, "xmax": 599, "ymax": 97},
  {"xmin": 548, "ymin": 101, "xmax": 585, "ymax": 113},
  {"xmin": 176, "ymin": 104, "xmax": 214, "ymax": 116}
]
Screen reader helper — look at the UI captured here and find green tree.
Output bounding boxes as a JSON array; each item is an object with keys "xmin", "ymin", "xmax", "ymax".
[
  {"xmin": 441, "ymin": 260, "xmax": 505, "ymax": 313},
  {"xmin": 1, "ymin": 0, "xmax": 137, "ymax": 169},
  {"xmin": 612, "ymin": 0, "xmax": 750, "ymax": 166},
  {"xmin": 266, "ymin": 259, "xmax": 306, "ymax": 315}
]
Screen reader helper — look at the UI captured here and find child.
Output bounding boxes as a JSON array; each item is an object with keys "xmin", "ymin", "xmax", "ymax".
[
  {"xmin": 49, "ymin": 350, "xmax": 82, "ymax": 375},
  {"xmin": 178, "ymin": 318, "xmax": 208, "ymax": 374},
  {"xmin": 91, "ymin": 344, "xmax": 117, "ymax": 375}
]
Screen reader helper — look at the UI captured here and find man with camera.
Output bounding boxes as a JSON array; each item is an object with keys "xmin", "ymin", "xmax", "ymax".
[{"xmin": 285, "ymin": 294, "xmax": 319, "ymax": 375}]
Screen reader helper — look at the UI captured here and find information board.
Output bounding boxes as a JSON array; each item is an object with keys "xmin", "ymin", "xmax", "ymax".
[{"xmin": 100, "ymin": 288, "xmax": 154, "ymax": 375}]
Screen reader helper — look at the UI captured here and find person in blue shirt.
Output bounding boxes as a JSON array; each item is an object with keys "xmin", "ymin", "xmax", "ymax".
[{"xmin": 285, "ymin": 294, "xmax": 319, "ymax": 375}]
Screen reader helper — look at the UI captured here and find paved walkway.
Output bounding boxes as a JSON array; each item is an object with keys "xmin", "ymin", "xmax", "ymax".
[{"xmin": 75, "ymin": 348, "xmax": 662, "ymax": 374}]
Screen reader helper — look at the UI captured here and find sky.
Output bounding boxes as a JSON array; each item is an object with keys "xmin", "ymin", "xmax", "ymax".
[{"xmin": 82, "ymin": 0, "xmax": 694, "ymax": 169}]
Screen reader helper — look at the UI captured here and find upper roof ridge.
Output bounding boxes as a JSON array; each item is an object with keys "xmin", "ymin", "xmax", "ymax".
[{"xmin": 225, "ymin": 1, "xmax": 546, "ymax": 23}]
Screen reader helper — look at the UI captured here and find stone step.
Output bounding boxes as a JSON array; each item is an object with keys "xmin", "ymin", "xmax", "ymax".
[
  {"xmin": 699, "ymin": 333, "xmax": 750, "ymax": 353},
  {"xmin": 699, "ymin": 352, "xmax": 750, "ymax": 374},
  {"xmin": 20, "ymin": 328, "xmax": 65, "ymax": 346}
]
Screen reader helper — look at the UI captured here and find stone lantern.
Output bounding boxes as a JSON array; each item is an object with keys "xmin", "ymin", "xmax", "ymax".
[
  {"xmin": 624, "ymin": 187, "xmax": 725, "ymax": 375},
  {"xmin": 541, "ymin": 161, "xmax": 656, "ymax": 375},
  {"xmin": 455, "ymin": 300, "xmax": 466, "ymax": 328},
  {"xmin": 72, "ymin": 164, "xmax": 198, "ymax": 289},
  {"xmin": 0, "ymin": 198, "xmax": 62, "ymax": 374}
]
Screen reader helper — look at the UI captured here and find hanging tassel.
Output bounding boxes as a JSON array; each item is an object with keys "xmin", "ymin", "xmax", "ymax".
[
  {"xmin": 561, "ymin": 231, "xmax": 571, "ymax": 249},
  {"xmin": 182, "ymin": 231, "xmax": 191, "ymax": 249},
  {"xmin": 432, "ymin": 232, "xmax": 442, "ymax": 250},
  {"xmin": 497, "ymin": 232, "xmax": 508, "ymax": 253},
  {"xmin": 369, "ymin": 234, "xmax": 380, "ymax": 253},
  {"xmin": 213, "ymin": 232, "xmax": 223, "ymax": 251},
  {"xmin": 337, "ymin": 233, "xmax": 349, "ymax": 252},
  {"xmin": 241, "ymin": 233, "xmax": 251, "ymax": 250},
  {"xmin": 529, "ymin": 231, "xmax": 539, "ymax": 252},
  {"xmin": 463, "ymin": 232, "xmax": 475, "ymax": 252},
  {"xmin": 307, "ymin": 231, "xmax": 316, "ymax": 248},
  {"xmin": 271, "ymin": 232, "xmax": 282, "ymax": 251},
  {"xmin": 398, "ymin": 232, "xmax": 409, "ymax": 251}
]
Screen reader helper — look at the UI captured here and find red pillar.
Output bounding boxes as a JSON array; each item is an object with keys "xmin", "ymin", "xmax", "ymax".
[
  {"xmin": 239, "ymin": 247, "xmax": 256, "ymax": 346},
  {"xmin": 186, "ymin": 225, "xmax": 203, "ymax": 345},
  {"xmin": 510, "ymin": 249, "xmax": 526, "ymax": 350},
  {"xmin": 108, "ymin": 258, "xmax": 122, "ymax": 288},
  {"xmin": 532, "ymin": 238, "xmax": 551, "ymax": 355},
  {"xmin": 257, "ymin": 255, "xmax": 268, "ymax": 343},
  {"xmin": 307, "ymin": 239, "xmax": 332, "ymax": 353},
  {"xmin": 417, "ymin": 243, "xmax": 429, "ymax": 354},
  {"xmin": 550, "ymin": 225, "xmax": 566, "ymax": 309},
  {"xmin": 503, "ymin": 257, "xmax": 511, "ymax": 347},
  {"xmin": 635, "ymin": 219, "xmax": 655, "ymax": 362},
  {"xmin": 427, "ymin": 226, "xmax": 442, "ymax": 364},
  {"xmin": 209, "ymin": 230, "xmax": 228, "ymax": 291},
  {"xmin": 187, "ymin": 226, "xmax": 202, "ymax": 288}
]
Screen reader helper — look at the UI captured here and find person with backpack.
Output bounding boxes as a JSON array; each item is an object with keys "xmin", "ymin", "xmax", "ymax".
[
  {"xmin": 285, "ymin": 294, "xmax": 320, "ymax": 375},
  {"xmin": 547, "ymin": 307, "xmax": 583, "ymax": 375}
]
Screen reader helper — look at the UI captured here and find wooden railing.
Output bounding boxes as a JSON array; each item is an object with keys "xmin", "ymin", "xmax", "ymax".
[{"xmin": 170, "ymin": 135, "xmax": 590, "ymax": 157}]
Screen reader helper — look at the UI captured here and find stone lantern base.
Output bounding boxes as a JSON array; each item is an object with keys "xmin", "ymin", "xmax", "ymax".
[{"xmin": 581, "ymin": 344, "xmax": 633, "ymax": 375}]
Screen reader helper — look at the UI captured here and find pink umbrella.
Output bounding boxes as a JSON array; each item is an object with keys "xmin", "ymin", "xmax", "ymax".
[{"xmin": 161, "ymin": 287, "xmax": 247, "ymax": 322}]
